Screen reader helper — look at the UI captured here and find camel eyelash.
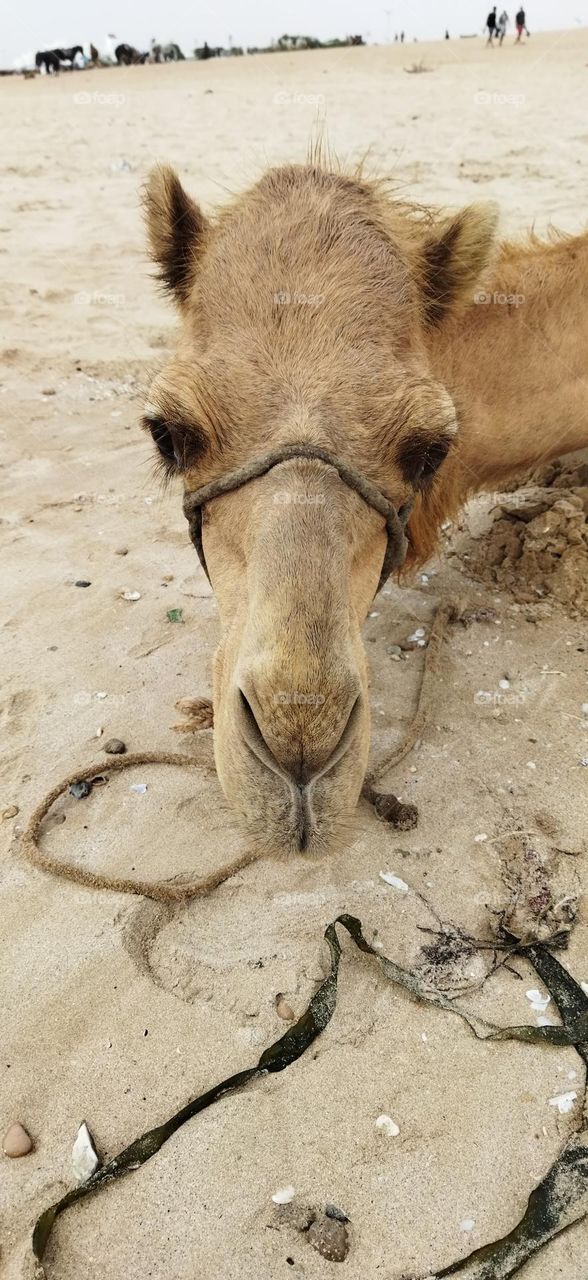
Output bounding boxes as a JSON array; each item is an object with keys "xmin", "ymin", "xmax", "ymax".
[
  {"xmin": 396, "ymin": 431, "xmax": 454, "ymax": 488},
  {"xmin": 141, "ymin": 414, "xmax": 182, "ymax": 476},
  {"xmin": 141, "ymin": 413, "xmax": 208, "ymax": 476}
]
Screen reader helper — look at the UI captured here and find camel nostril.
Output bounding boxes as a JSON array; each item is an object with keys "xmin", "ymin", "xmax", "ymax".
[
  {"xmin": 237, "ymin": 686, "xmax": 361, "ymax": 788},
  {"xmin": 237, "ymin": 689, "xmax": 293, "ymax": 784}
]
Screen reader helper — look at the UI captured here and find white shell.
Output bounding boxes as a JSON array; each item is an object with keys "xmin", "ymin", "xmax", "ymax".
[
  {"xmin": 379, "ymin": 872, "xmax": 409, "ymax": 892},
  {"xmin": 72, "ymin": 1122, "xmax": 99, "ymax": 1182},
  {"xmin": 548, "ymin": 1091, "xmax": 577, "ymax": 1115},
  {"xmin": 375, "ymin": 1114, "xmax": 400, "ymax": 1137},
  {"xmin": 272, "ymin": 1185, "xmax": 295, "ymax": 1204},
  {"xmin": 525, "ymin": 989, "xmax": 550, "ymax": 1014}
]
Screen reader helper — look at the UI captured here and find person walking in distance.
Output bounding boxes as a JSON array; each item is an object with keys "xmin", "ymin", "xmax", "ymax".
[
  {"xmin": 497, "ymin": 10, "xmax": 509, "ymax": 43},
  {"xmin": 515, "ymin": 7, "xmax": 527, "ymax": 40},
  {"xmin": 486, "ymin": 7, "xmax": 498, "ymax": 44}
]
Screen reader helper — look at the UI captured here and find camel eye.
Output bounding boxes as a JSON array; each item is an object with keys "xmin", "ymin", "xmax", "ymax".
[
  {"xmin": 146, "ymin": 416, "xmax": 181, "ymax": 469},
  {"xmin": 397, "ymin": 433, "xmax": 452, "ymax": 489},
  {"xmin": 141, "ymin": 412, "xmax": 207, "ymax": 477}
]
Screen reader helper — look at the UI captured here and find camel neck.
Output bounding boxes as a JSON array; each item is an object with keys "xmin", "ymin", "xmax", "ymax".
[{"xmin": 427, "ymin": 229, "xmax": 588, "ymax": 496}]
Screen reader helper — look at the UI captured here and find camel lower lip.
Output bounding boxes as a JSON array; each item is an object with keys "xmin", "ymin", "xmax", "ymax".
[{"xmin": 292, "ymin": 784, "xmax": 314, "ymax": 852}]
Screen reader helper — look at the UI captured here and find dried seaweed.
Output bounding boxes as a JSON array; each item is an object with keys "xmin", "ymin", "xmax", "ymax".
[{"xmin": 31, "ymin": 918, "xmax": 588, "ymax": 1279}]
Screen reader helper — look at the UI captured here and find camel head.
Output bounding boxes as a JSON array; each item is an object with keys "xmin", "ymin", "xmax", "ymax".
[{"xmin": 143, "ymin": 164, "xmax": 498, "ymax": 858}]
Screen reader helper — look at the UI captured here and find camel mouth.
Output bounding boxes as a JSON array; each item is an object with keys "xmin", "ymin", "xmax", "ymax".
[{"xmin": 233, "ymin": 689, "xmax": 364, "ymax": 854}]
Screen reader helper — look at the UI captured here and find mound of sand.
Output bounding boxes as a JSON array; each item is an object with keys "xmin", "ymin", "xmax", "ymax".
[{"xmin": 469, "ymin": 461, "xmax": 588, "ymax": 614}]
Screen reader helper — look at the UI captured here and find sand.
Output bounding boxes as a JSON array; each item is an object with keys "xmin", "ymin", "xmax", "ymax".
[{"xmin": 1, "ymin": 31, "xmax": 587, "ymax": 1280}]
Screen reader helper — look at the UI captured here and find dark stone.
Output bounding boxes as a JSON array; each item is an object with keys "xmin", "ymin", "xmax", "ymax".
[{"xmin": 69, "ymin": 780, "xmax": 92, "ymax": 799}]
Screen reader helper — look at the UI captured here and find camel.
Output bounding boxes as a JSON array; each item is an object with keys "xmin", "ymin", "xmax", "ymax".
[{"xmin": 142, "ymin": 162, "xmax": 588, "ymax": 859}]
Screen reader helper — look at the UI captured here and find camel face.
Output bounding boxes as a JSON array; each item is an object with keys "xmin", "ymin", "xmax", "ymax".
[{"xmin": 143, "ymin": 164, "xmax": 498, "ymax": 855}]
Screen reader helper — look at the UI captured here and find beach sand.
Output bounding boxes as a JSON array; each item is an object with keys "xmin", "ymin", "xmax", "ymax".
[{"xmin": 1, "ymin": 31, "xmax": 587, "ymax": 1279}]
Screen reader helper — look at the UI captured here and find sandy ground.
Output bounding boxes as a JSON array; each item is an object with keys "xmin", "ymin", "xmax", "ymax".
[{"xmin": 1, "ymin": 31, "xmax": 588, "ymax": 1280}]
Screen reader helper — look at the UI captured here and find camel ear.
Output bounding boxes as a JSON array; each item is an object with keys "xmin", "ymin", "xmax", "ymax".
[
  {"xmin": 421, "ymin": 203, "xmax": 499, "ymax": 326},
  {"xmin": 143, "ymin": 165, "xmax": 208, "ymax": 307}
]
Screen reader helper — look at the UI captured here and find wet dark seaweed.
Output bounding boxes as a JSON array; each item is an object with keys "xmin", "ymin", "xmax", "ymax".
[{"xmin": 31, "ymin": 918, "xmax": 588, "ymax": 1279}]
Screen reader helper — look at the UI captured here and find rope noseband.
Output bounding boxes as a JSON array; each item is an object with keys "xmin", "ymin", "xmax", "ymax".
[{"xmin": 182, "ymin": 443, "xmax": 412, "ymax": 595}]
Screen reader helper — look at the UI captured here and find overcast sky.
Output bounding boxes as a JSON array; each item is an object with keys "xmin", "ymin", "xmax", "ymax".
[{"xmin": 1, "ymin": 1, "xmax": 585, "ymax": 64}]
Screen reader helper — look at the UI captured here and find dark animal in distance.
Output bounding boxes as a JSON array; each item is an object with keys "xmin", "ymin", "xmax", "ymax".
[
  {"xmin": 115, "ymin": 43, "xmax": 150, "ymax": 65},
  {"xmin": 35, "ymin": 50, "xmax": 61, "ymax": 74},
  {"xmin": 35, "ymin": 45, "xmax": 83, "ymax": 73},
  {"xmin": 55, "ymin": 45, "xmax": 83, "ymax": 63}
]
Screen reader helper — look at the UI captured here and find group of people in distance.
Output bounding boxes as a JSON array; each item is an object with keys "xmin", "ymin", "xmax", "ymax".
[{"xmin": 486, "ymin": 8, "xmax": 528, "ymax": 44}]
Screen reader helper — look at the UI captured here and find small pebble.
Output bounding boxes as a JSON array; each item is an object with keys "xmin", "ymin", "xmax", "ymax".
[
  {"xmin": 276, "ymin": 995, "xmax": 295, "ymax": 1021},
  {"xmin": 114, "ymin": 547, "xmax": 128, "ymax": 556},
  {"xmin": 272, "ymin": 1185, "xmax": 295, "ymax": 1204},
  {"xmin": 121, "ymin": 590, "xmax": 141, "ymax": 602},
  {"xmin": 130, "ymin": 783, "xmax": 147, "ymax": 794},
  {"xmin": 2, "ymin": 805, "xmax": 19, "ymax": 820},
  {"xmin": 526, "ymin": 761, "xmax": 536, "ymax": 770},
  {"xmin": 69, "ymin": 780, "xmax": 92, "ymax": 799},
  {"xmin": 325, "ymin": 1204, "xmax": 350, "ymax": 1223},
  {"xmin": 307, "ymin": 1216, "xmax": 349, "ymax": 1262},
  {"xmin": 95, "ymin": 692, "xmax": 108, "ymax": 700},
  {"xmin": 474, "ymin": 833, "xmax": 487, "ymax": 843},
  {"xmin": 3, "ymin": 1122, "xmax": 33, "ymax": 1157},
  {"xmin": 460, "ymin": 1218, "xmax": 475, "ymax": 1233},
  {"xmin": 103, "ymin": 738, "xmax": 126, "ymax": 755},
  {"xmin": 375, "ymin": 1114, "xmax": 400, "ymax": 1136},
  {"xmin": 75, "ymin": 580, "xmax": 92, "ymax": 588}
]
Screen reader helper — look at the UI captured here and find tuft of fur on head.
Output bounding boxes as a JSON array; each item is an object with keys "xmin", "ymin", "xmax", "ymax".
[{"xmin": 143, "ymin": 165, "xmax": 208, "ymax": 306}]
